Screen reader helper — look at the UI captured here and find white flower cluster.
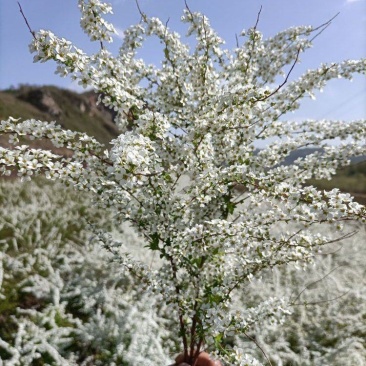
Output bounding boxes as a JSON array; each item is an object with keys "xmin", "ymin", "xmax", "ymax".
[
  {"xmin": 202, "ymin": 296, "xmax": 290, "ymax": 338},
  {"xmin": 78, "ymin": 0, "xmax": 116, "ymax": 42},
  {"xmin": 222, "ymin": 347, "xmax": 265, "ymax": 366},
  {"xmin": 1, "ymin": 2, "xmax": 365, "ymax": 364}
]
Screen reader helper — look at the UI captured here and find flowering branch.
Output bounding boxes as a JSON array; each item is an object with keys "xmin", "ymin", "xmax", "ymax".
[{"xmin": 3, "ymin": 1, "xmax": 366, "ymax": 364}]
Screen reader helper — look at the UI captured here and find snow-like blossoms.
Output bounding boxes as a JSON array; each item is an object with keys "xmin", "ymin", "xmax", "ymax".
[
  {"xmin": 78, "ymin": 0, "xmax": 116, "ymax": 42},
  {"xmin": 1, "ymin": 1, "xmax": 365, "ymax": 364},
  {"xmin": 0, "ymin": 179, "xmax": 173, "ymax": 366}
]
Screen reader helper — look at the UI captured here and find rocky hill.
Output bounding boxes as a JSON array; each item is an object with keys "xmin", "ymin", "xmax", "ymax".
[{"xmin": 0, "ymin": 85, "xmax": 119, "ymax": 147}]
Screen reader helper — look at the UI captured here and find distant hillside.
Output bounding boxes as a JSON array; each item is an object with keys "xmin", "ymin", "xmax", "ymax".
[
  {"xmin": 0, "ymin": 85, "xmax": 119, "ymax": 146},
  {"xmin": 282, "ymin": 148, "xmax": 366, "ymax": 203},
  {"xmin": 282, "ymin": 148, "xmax": 366, "ymax": 166},
  {"xmin": 307, "ymin": 160, "xmax": 366, "ymax": 204}
]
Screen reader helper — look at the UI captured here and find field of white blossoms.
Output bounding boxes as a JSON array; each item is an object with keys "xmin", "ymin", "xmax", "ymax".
[{"xmin": 0, "ymin": 177, "xmax": 365, "ymax": 366}]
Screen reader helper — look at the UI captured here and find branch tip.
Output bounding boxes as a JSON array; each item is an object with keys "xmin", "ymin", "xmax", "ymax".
[
  {"xmin": 18, "ymin": 2, "xmax": 37, "ymax": 40},
  {"xmin": 254, "ymin": 5, "xmax": 263, "ymax": 30},
  {"xmin": 135, "ymin": 0, "xmax": 146, "ymax": 21}
]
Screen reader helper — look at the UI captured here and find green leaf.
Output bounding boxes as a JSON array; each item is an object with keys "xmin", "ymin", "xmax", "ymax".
[
  {"xmin": 149, "ymin": 232, "xmax": 160, "ymax": 251},
  {"xmin": 256, "ymin": 246, "xmax": 263, "ymax": 258}
]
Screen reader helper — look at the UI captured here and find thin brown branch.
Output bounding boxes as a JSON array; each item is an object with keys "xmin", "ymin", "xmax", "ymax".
[
  {"xmin": 89, "ymin": 151, "xmax": 113, "ymax": 166},
  {"xmin": 184, "ymin": 0, "xmax": 194, "ymax": 19},
  {"xmin": 135, "ymin": 0, "xmax": 147, "ymax": 22},
  {"xmin": 317, "ymin": 244, "xmax": 343, "ymax": 256},
  {"xmin": 290, "ymin": 264, "xmax": 343, "ymax": 305},
  {"xmin": 311, "ymin": 12, "xmax": 340, "ymax": 34},
  {"xmin": 307, "ymin": 13, "xmax": 340, "ymax": 44},
  {"xmin": 253, "ymin": 5, "xmax": 263, "ymax": 31},
  {"xmin": 244, "ymin": 331, "xmax": 273, "ymax": 366},
  {"xmin": 321, "ymin": 230, "xmax": 358, "ymax": 245},
  {"xmin": 292, "ymin": 290, "xmax": 350, "ymax": 306},
  {"xmin": 17, "ymin": 2, "xmax": 36, "ymax": 39},
  {"xmin": 189, "ymin": 312, "xmax": 198, "ymax": 361},
  {"xmin": 192, "ymin": 339, "xmax": 204, "ymax": 365},
  {"xmin": 235, "ymin": 33, "xmax": 239, "ymax": 48},
  {"xmin": 169, "ymin": 256, "xmax": 189, "ymax": 361},
  {"xmin": 164, "ymin": 17, "xmax": 170, "ymax": 39},
  {"xmin": 256, "ymin": 46, "xmax": 302, "ymax": 102}
]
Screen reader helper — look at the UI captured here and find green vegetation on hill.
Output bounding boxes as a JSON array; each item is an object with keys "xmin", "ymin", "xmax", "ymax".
[
  {"xmin": 308, "ymin": 161, "xmax": 366, "ymax": 204},
  {"xmin": 0, "ymin": 90, "xmax": 50, "ymax": 121},
  {"xmin": 0, "ymin": 85, "xmax": 118, "ymax": 146}
]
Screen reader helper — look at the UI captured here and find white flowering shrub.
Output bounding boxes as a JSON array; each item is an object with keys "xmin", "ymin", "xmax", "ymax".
[
  {"xmin": 1, "ymin": 0, "xmax": 365, "ymax": 364},
  {"xmin": 0, "ymin": 179, "xmax": 174, "ymax": 365},
  {"xmin": 232, "ymin": 223, "xmax": 366, "ymax": 366},
  {"xmin": 1, "ymin": 181, "xmax": 365, "ymax": 366}
]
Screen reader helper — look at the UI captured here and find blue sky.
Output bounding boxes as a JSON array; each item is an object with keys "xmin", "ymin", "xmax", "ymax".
[{"xmin": 1, "ymin": 0, "xmax": 365, "ymax": 122}]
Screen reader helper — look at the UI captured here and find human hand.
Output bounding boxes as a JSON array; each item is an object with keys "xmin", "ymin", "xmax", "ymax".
[{"xmin": 175, "ymin": 351, "xmax": 223, "ymax": 366}]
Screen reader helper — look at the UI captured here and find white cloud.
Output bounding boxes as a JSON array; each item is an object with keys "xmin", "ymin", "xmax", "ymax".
[{"xmin": 345, "ymin": 0, "xmax": 363, "ymax": 3}]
